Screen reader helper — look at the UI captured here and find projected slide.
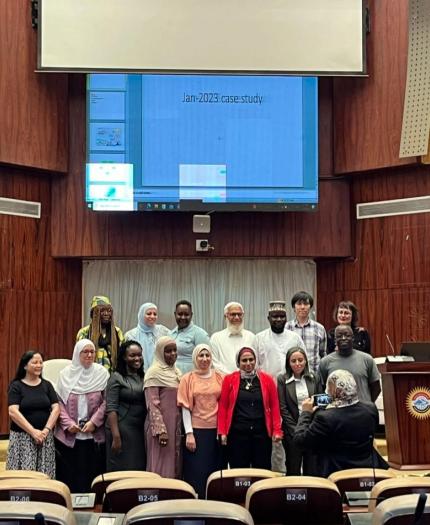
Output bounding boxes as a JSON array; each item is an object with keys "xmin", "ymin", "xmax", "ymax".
[{"xmin": 87, "ymin": 74, "xmax": 318, "ymax": 211}]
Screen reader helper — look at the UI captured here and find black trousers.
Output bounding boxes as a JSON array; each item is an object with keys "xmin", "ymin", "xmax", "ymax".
[
  {"xmin": 55, "ymin": 438, "xmax": 105, "ymax": 493},
  {"xmin": 283, "ymin": 434, "xmax": 316, "ymax": 475},
  {"xmin": 227, "ymin": 427, "xmax": 272, "ymax": 469},
  {"xmin": 183, "ymin": 428, "xmax": 223, "ymax": 499}
]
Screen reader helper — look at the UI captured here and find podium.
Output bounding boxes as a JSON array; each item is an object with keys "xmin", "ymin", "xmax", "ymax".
[{"xmin": 380, "ymin": 362, "xmax": 430, "ymax": 469}]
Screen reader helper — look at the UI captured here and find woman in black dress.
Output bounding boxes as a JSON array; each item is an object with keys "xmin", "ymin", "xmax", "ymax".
[
  {"xmin": 7, "ymin": 351, "xmax": 59, "ymax": 478},
  {"xmin": 106, "ymin": 340, "xmax": 147, "ymax": 471}
]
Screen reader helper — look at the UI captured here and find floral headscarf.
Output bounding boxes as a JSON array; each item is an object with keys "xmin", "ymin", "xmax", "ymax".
[{"xmin": 326, "ymin": 369, "xmax": 359, "ymax": 408}]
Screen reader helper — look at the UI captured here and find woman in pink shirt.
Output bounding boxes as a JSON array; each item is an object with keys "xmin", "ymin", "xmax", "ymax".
[
  {"xmin": 177, "ymin": 344, "xmax": 224, "ymax": 498},
  {"xmin": 55, "ymin": 339, "xmax": 109, "ymax": 492}
]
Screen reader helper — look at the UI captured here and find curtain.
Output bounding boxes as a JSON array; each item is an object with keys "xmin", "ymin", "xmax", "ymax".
[{"xmin": 82, "ymin": 258, "xmax": 316, "ymax": 336}]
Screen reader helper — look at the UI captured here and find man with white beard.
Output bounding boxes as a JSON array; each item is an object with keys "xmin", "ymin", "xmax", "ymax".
[{"xmin": 210, "ymin": 302, "xmax": 255, "ymax": 374}]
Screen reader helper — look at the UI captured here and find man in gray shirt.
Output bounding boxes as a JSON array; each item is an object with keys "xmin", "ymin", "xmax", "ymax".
[{"xmin": 318, "ymin": 325, "xmax": 381, "ymax": 402}]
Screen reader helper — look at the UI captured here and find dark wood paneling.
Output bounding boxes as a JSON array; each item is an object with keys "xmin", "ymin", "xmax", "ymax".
[
  {"xmin": 333, "ymin": 0, "xmax": 417, "ymax": 173},
  {"xmin": 295, "ymin": 180, "xmax": 350, "ymax": 257},
  {"xmin": 317, "ymin": 167, "xmax": 430, "ymax": 357},
  {"xmin": 51, "ymin": 75, "xmax": 109, "ymax": 257},
  {"xmin": 0, "ymin": 0, "xmax": 68, "ymax": 172},
  {"xmin": 318, "ymin": 78, "xmax": 333, "ymax": 178},
  {"xmin": 0, "ymin": 168, "xmax": 82, "ymax": 434}
]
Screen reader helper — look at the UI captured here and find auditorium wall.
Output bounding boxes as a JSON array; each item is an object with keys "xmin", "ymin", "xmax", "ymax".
[{"xmin": 0, "ymin": 0, "xmax": 428, "ymax": 435}]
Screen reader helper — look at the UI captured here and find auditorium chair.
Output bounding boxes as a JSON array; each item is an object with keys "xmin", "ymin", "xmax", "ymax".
[
  {"xmin": 245, "ymin": 476, "xmax": 343, "ymax": 525},
  {"xmin": 42, "ymin": 359, "xmax": 72, "ymax": 390},
  {"xmin": 0, "ymin": 470, "xmax": 50, "ymax": 480},
  {"xmin": 368, "ymin": 477, "xmax": 430, "ymax": 511},
  {"xmin": 0, "ymin": 501, "xmax": 76, "ymax": 525},
  {"xmin": 92, "ymin": 470, "xmax": 161, "ymax": 504},
  {"xmin": 206, "ymin": 468, "xmax": 280, "ymax": 504},
  {"xmin": 0, "ymin": 479, "xmax": 73, "ymax": 510},
  {"xmin": 103, "ymin": 477, "xmax": 197, "ymax": 513},
  {"xmin": 373, "ymin": 493, "xmax": 430, "ymax": 525},
  {"xmin": 124, "ymin": 499, "xmax": 254, "ymax": 525},
  {"xmin": 328, "ymin": 468, "xmax": 396, "ymax": 498}
]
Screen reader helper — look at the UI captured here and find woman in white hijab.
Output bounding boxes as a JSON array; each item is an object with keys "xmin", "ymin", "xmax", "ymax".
[
  {"xmin": 125, "ymin": 302, "xmax": 169, "ymax": 372},
  {"xmin": 55, "ymin": 339, "xmax": 109, "ymax": 493},
  {"xmin": 144, "ymin": 336, "xmax": 182, "ymax": 478}
]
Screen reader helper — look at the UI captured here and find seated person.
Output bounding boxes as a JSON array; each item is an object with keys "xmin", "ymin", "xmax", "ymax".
[{"xmin": 293, "ymin": 369, "xmax": 388, "ymax": 477}]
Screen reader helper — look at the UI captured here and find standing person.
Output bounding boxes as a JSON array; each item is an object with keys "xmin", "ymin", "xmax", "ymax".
[
  {"xmin": 286, "ymin": 291, "xmax": 326, "ymax": 375},
  {"xmin": 277, "ymin": 347, "xmax": 319, "ymax": 475},
  {"xmin": 294, "ymin": 369, "xmax": 388, "ymax": 477},
  {"xmin": 218, "ymin": 347, "xmax": 283, "ymax": 469},
  {"xmin": 177, "ymin": 344, "xmax": 224, "ymax": 498},
  {"xmin": 318, "ymin": 324, "xmax": 380, "ymax": 403},
  {"xmin": 144, "ymin": 336, "xmax": 182, "ymax": 478},
  {"xmin": 55, "ymin": 339, "xmax": 109, "ymax": 492},
  {"xmin": 7, "ymin": 351, "xmax": 59, "ymax": 478},
  {"xmin": 211, "ymin": 302, "xmax": 256, "ymax": 374},
  {"xmin": 125, "ymin": 302, "xmax": 169, "ymax": 372},
  {"xmin": 255, "ymin": 300, "xmax": 305, "ymax": 473},
  {"xmin": 169, "ymin": 300, "xmax": 210, "ymax": 374},
  {"xmin": 77, "ymin": 295, "xmax": 124, "ymax": 373},
  {"xmin": 327, "ymin": 301, "xmax": 371, "ymax": 355},
  {"xmin": 106, "ymin": 340, "xmax": 146, "ymax": 472},
  {"xmin": 255, "ymin": 300, "xmax": 306, "ymax": 378}
]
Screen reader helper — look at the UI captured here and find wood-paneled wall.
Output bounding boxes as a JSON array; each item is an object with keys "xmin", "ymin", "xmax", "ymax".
[
  {"xmin": 0, "ymin": 0, "xmax": 68, "ymax": 172},
  {"xmin": 0, "ymin": 168, "xmax": 82, "ymax": 433},
  {"xmin": 317, "ymin": 166, "xmax": 430, "ymax": 357},
  {"xmin": 333, "ymin": 0, "xmax": 417, "ymax": 173}
]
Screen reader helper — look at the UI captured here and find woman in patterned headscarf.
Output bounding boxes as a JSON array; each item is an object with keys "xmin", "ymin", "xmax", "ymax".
[
  {"xmin": 76, "ymin": 295, "xmax": 124, "ymax": 373},
  {"xmin": 294, "ymin": 369, "xmax": 388, "ymax": 476}
]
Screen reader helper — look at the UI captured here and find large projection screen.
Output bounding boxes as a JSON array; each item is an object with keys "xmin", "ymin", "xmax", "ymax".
[{"xmin": 38, "ymin": 0, "xmax": 365, "ymax": 74}]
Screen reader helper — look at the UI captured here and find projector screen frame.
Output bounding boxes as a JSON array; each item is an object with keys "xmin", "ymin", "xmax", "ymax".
[{"xmin": 37, "ymin": 0, "xmax": 367, "ymax": 76}]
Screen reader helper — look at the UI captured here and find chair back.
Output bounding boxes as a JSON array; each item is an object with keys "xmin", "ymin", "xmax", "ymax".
[
  {"xmin": 104, "ymin": 478, "xmax": 197, "ymax": 513},
  {"xmin": 125, "ymin": 499, "xmax": 254, "ymax": 525},
  {"xmin": 369, "ymin": 477, "xmax": 430, "ymax": 511},
  {"xmin": 0, "ymin": 479, "xmax": 73, "ymax": 510},
  {"xmin": 206, "ymin": 468, "xmax": 280, "ymax": 504},
  {"xmin": 328, "ymin": 468, "xmax": 395, "ymax": 497},
  {"xmin": 0, "ymin": 470, "xmax": 50, "ymax": 480},
  {"xmin": 373, "ymin": 493, "xmax": 430, "ymax": 525},
  {"xmin": 245, "ymin": 476, "xmax": 343, "ymax": 525},
  {"xmin": 91, "ymin": 471, "xmax": 161, "ymax": 504},
  {"xmin": 43, "ymin": 359, "xmax": 71, "ymax": 389},
  {"xmin": 0, "ymin": 501, "xmax": 76, "ymax": 525}
]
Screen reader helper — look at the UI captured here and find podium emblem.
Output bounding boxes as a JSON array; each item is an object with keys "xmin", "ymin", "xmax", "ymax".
[{"xmin": 406, "ymin": 387, "xmax": 430, "ymax": 419}]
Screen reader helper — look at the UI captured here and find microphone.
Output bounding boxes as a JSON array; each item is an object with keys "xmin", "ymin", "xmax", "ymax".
[
  {"xmin": 385, "ymin": 334, "xmax": 395, "ymax": 355},
  {"xmin": 413, "ymin": 493, "xmax": 427, "ymax": 525},
  {"xmin": 35, "ymin": 513, "xmax": 47, "ymax": 525}
]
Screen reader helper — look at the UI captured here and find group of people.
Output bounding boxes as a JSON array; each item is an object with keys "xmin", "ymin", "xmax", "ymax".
[{"xmin": 6, "ymin": 291, "xmax": 386, "ymax": 500}]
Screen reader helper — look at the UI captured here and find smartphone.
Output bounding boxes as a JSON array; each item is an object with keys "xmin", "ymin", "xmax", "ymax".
[{"xmin": 313, "ymin": 394, "xmax": 332, "ymax": 407}]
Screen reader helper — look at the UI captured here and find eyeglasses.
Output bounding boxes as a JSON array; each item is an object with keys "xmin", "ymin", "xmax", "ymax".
[
  {"xmin": 228, "ymin": 312, "xmax": 244, "ymax": 318},
  {"xmin": 81, "ymin": 350, "xmax": 96, "ymax": 355}
]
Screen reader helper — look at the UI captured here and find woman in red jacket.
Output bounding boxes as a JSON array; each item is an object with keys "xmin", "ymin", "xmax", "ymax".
[{"xmin": 218, "ymin": 346, "xmax": 283, "ymax": 469}]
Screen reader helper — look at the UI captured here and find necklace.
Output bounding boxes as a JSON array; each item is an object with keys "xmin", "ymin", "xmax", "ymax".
[{"xmin": 245, "ymin": 377, "xmax": 254, "ymax": 390}]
